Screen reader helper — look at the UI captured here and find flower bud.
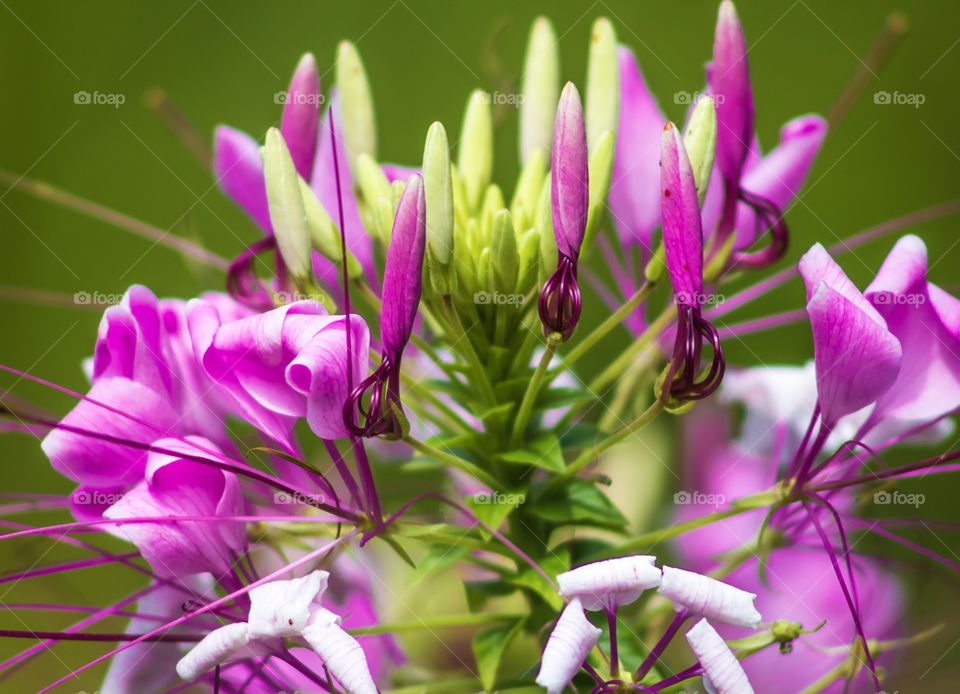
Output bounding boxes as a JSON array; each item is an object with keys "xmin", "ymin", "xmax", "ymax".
[
  {"xmin": 585, "ymin": 17, "xmax": 619, "ymax": 153},
  {"xmin": 516, "ymin": 228, "xmax": 541, "ymax": 293},
  {"xmin": 381, "ymin": 175, "xmax": 426, "ymax": 356},
  {"xmin": 511, "ymin": 148, "xmax": 547, "ymax": 228},
  {"xmin": 557, "ymin": 555, "xmax": 662, "ymax": 611},
  {"xmin": 422, "ymin": 122, "xmax": 454, "ymax": 270},
  {"xmin": 686, "ymin": 618, "xmax": 755, "ymax": 694},
  {"xmin": 262, "ymin": 127, "xmax": 312, "ymax": 282},
  {"xmin": 660, "ymin": 122, "xmax": 704, "ymax": 304},
  {"xmin": 552, "ymin": 82, "xmax": 589, "ymax": 261},
  {"xmin": 711, "ymin": 0, "xmax": 754, "ymax": 182},
  {"xmin": 535, "ymin": 598, "xmax": 601, "ymax": 694},
  {"xmin": 683, "ymin": 96, "xmax": 717, "ymax": 205},
  {"xmin": 659, "ymin": 566, "xmax": 762, "ymax": 629},
  {"xmin": 354, "ymin": 153, "xmax": 394, "ymax": 244},
  {"xmin": 491, "ymin": 209, "xmax": 518, "ymax": 292},
  {"xmin": 519, "ymin": 17, "xmax": 560, "ymax": 164},
  {"xmin": 458, "ymin": 90, "xmax": 493, "ymax": 212},
  {"xmin": 298, "ymin": 177, "xmax": 361, "ymax": 279},
  {"xmin": 281, "ymin": 52, "xmax": 320, "ymax": 178},
  {"xmin": 336, "ymin": 41, "xmax": 377, "ymax": 174},
  {"xmin": 582, "ymin": 129, "xmax": 615, "ymax": 252}
]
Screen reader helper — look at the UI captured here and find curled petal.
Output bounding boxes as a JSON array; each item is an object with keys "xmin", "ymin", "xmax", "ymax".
[
  {"xmin": 176, "ymin": 622, "xmax": 252, "ymax": 681},
  {"xmin": 660, "ymin": 122, "xmax": 704, "ymax": 303},
  {"xmin": 535, "ymin": 598, "xmax": 601, "ymax": 694},
  {"xmin": 711, "ymin": 0, "xmax": 754, "ymax": 182},
  {"xmin": 659, "ymin": 566, "xmax": 761, "ymax": 629},
  {"xmin": 609, "ymin": 45, "xmax": 666, "ymax": 251},
  {"xmin": 557, "ymin": 555, "xmax": 662, "ymax": 611},
  {"xmin": 303, "ymin": 609, "xmax": 378, "ymax": 694},
  {"xmin": 686, "ymin": 618, "xmax": 754, "ymax": 694},
  {"xmin": 551, "ymin": 82, "xmax": 589, "ymax": 260},
  {"xmin": 381, "ymin": 175, "xmax": 426, "ymax": 356},
  {"xmin": 281, "ymin": 53, "xmax": 321, "ymax": 178},
  {"xmin": 799, "ymin": 243, "xmax": 883, "ymax": 322},
  {"xmin": 247, "ymin": 570, "xmax": 330, "ymax": 639},
  {"xmin": 214, "ymin": 126, "xmax": 271, "ymax": 232}
]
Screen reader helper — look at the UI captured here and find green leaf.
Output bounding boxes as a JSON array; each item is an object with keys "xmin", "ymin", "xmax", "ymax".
[
  {"xmin": 465, "ymin": 580, "xmax": 517, "ymax": 613},
  {"xmin": 378, "ymin": 534, "xmax": 416, "ymax": 569},
  {"xmin": 473, "ymin": 619, "xmax": 525, "ymax": 691},
  {"xmin": 497, "ymin": 433, "xmax": 565, "ymax": 473},
  {"xmin": 466, "ymin": 491, "xmax": 523, "ymax": 539},
  {"xmin": 530, "ymin": 479, "xmax": 627, "ymax": 529},
  {"xmin": 508, "ymin": 546, "xmax": 568, "ymax": 610}
]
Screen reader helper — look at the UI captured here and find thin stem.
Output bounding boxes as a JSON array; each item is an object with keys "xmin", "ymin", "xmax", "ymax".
[
  {"xmin": 402, "ymin": 435, "xmax": 500, "ymax": 489},
  {"xmin": 144, "ymin": 87, "xmax": 213, "ymax": 169},
  {"xmin": 590, "ymin": 305, "xmax": 675, "ymax": 393},
  {"xmin": 511, "ymin": 338, "xmax": 558, "ymax": 446},
  {"xmin": 635, "ymin": 611, "xmax": 689, "ymax": 681},
  {"xmin": 0, "ymin": 168, "xmax": 229, "ymax": 270},
  {"xmin": 564, "ymin": 281, "xmax": 655, "ymax": 366},
  {"xmin": 352, "ymin": 439, "xmax": 382, "ymax": 526},
  {"xmin": 440, "ymin": 296, "xmax": 497, "ymax": 404}
]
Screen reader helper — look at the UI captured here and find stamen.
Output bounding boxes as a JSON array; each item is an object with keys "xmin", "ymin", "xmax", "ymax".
[
  {"xmin": 227, "ymin": 236, "xmax": 280, "ymax": 310},
  {"xmin": 729, "ymin": 188, "xmax": 789, "ymax": 270},
  {"xmin": 538, "ymin": 253, "xmax": 582, "ymax": 340},
  {"xmin": 343, "ymin": 353, "xmax": 403, "ymax": 438},
  {"xmin": 660, "ymin": 304, "xmax": 725, "ymax": 404}
]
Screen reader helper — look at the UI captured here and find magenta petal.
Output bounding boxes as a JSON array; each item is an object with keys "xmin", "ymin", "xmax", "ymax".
[
  {"xmin": 551, "ymin": 82, "xmax": 589, "ymax": 260},
  {"xmin": 734, "ymin": 115, "xmax": 827, "ymax": 249},
  {"xmin": 381, "ymin": 163, "xmax": 420, "ymax": 183},
  {"xmin": 104, "ymin": 437, "xmax": 245, "ymax": 577},
  {"xmin": 42, "ymin": 377, "xmax": 177, "ymax": 488},
  {"xmin": 281, "ymin": 53, "xmax": 321, "ymax": 178},
  {"xmin": 660, "ymin": 122, "xmax": 704, "ymax": 303},
  {"xmin": 711, "ymin": 0, "xmax": 754, "ymax": 182},
  {"xmin": 214, "ymin": 126, "xmax": 271, "ymax": 232},
  {"xmin": 865, "ymin": 235, "xmax": 960, "ymax": 425},
  {"xmin": 608, "ymin": 46, "xmax": 666, "ymax": 251},
  {"xmin": 380, "ymin": 175, "xmax": 426, "ymax": 355},
  {"xmin": 806, "ymin": 282, "xmax": 902, "ymax": 426},
  {"xmin": 799, "ymin": 243, "xmax": 884, "ymax": 322}
]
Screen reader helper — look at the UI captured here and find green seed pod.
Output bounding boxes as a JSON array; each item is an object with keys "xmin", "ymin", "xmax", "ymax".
[
  {"xmin": 457, "ymin": 90, "xmax": 494, "ymax": 213},
  {"xmin": 519, "ymin": 17, "xmax": 560, "ymax": 165},
  {"xmin": 336, "ymin": 41, "xmax": 377, "ymax": 174},
  {"xmin": 683, "ymin": 96, "xmax": 717, "ymax": 204},
  {"xmin": 585, "ymin": 18, "xmax": 619, "ymax": 153},
  {"xmin": 582, "ymin": 129, "xmax": 615, "ymax": 254},
  {"xmin": 262, "ymin": 127, "xmax": 311, "ymax": 282}
]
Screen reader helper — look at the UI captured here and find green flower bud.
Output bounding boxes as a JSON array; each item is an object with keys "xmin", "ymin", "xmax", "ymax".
[
  {"xmin": 536, "ymin": 173, "xmax": 557, "ymax": 284},
  {"xmin": 491, "ymin": 209, "xmax": 518, "ymax": 292},
  {"xmin": 336, "ymin": 41, "xmax": 377, "ymax": 173},
  {"xmin": 454, "ymin": 217, "xmax": 480, "ymax": 298},
  {"xmin": 644, "ymin": 243, "xmax": 666, "ymax": 283},
  {"xmin": 480, "ymin": 184, "xmax": 505, "ymax": 246},
  {"xmin": 478, "ymin": 246, "xmax": 492, "ymax": 294},
  {"xmin": 516, "ymin": 228, "xmax": 541, "ymax": 293},
  {"xmin": 297, "ymin": 178, "xmax": 362, "ymax": 279},
  {"xmin": 582, "ymin": 129, "xmax": 615, "ymax": 253},
  {"xmin": 354, "ymin": 153, "xmax": 393, "ymax": 244},
  {"xmin": 510, "ymin": 148, "xmax": 547, "ymax": 232},
  {"xmin": 422, "ymin": 122, "xmax": 454, "ymax": 265},
  {"xmin": 585, "ymin": 18, "xmax": 619, "ymax": 152},
  {"xmin": 683, "ymin": 96, "xmax": 717, "ymax": 204},
  {"xmin": 457, "ymin": 90, "xmax": 493, "ymax": 212},
  {"xmin": 262, "ymin": 127, "xmax": 311, "ymax": 282},
  {"xmin": 519, "ymin": 17, "xmax": 560, "ymax": 165}
]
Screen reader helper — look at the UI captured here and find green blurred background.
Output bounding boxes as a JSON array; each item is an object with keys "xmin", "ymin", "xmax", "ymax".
[{"xmin": 0, "ymin": 0, "xmax": 958, "ymax": 690}]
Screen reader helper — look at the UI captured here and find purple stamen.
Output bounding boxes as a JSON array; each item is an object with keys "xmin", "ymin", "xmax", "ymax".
[
  {"xmin": 538, "ymin": 253, "xmax": 582, "ymax": 340},
  {"xmin": 226, "ymin": 236, "xmax": 281, "ymax": 310},
  {"xmin": 729, "ymin": 188, "xmax": 790, "ymax": 270},
  {"xmin": 343, "ymin": 352, "xmax": 403, "ymax": 438},
  {"xmin": 660, "ymin": 304, "xmax": 725, "ymax": 404}
]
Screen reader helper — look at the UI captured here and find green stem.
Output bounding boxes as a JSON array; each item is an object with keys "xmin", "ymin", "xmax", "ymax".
[
  {"xmin": 441, "ymin": 296, "xmax": 497, "ymax": 405},
  {"xmin": 349, "ymin": 611, "xmax": 522, "ymax": 636},
  {"xmin": 590, "ymin": 304, "xmax": 675, "ymax": 393},
  {"xmin": 560, "ymin": 400, "xmax": 664, "ymax": 481},
  {"xmin": 403, "ymin": 435, "xmax": 500, "ymax": 489},
  {"xmin": 510, "ymin": 337, "xmax": 559, "ymax": 446},
  {"xmin": 563, "ymin": 281, "xmax": 655, "ymax": 367}
]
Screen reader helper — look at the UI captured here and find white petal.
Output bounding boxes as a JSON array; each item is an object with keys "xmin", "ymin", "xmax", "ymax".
[
  {"xmin": 557, "ymin": 555, "xmax": 662, "ymax": 611},
  {"xmin": 176, "ymin": 622, "xmax": 251, "ymax": 681},
  {"xmin": 535, "ymin": 598, "xmax": 602, "ymax": 694},
  {"xmin": 658, "ymin": 566, "xmax": 761, "ymax": 629},
  {"xmin": 247, "ymin": 570, "xmax": 330, "ymax": 639},
  {"xmin": 302, "ymin": 615, "xmax": 377, "ymax": 694},
  {"xmin": 686, "ymin": 618, "xmax": 754, "ymax": 694}
]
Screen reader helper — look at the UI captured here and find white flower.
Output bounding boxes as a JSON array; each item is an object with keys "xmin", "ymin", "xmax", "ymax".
[
  {"xmin": 175, "ymin": 570, "xmax": 377, "ymax": 694},
  {"xmin": 686, "ymin": 618, "xmax": 754, "ymax": 694},
  {"xmin": 557, "ymin": 555, "xmax": 662, "ymax": 611},
  {"xmin": 535, "ymin": 598, "xmax": 601, "ymax": 694},
  {"xmin": 658, "ymin": 566, "xmax": 761, "ymax": 629}
]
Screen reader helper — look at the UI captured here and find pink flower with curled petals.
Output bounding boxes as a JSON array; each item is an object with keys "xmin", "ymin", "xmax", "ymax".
[{"xmin": 557, "ymin": 555, "xmax": 662, "ymax": 611}]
